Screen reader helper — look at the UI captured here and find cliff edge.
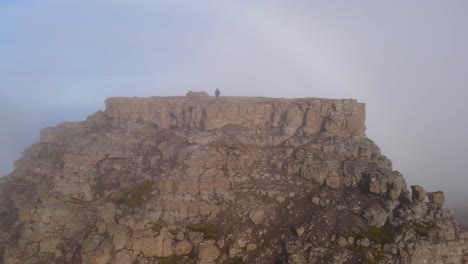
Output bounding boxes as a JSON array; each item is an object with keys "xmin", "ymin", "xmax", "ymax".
[{"xmin": 0, "ymin": 95, "xmax": 467, "ymax": 264}]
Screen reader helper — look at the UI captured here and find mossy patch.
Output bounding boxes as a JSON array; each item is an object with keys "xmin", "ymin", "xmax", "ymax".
[
  {"xmin": 359, "ymin": 250, "xmax": 385, "ymax": 264},
  {"xmin": 116, "ymin": 181, "xmax": 153, "ymax": 207},
  {"xmin": 342, "ymin": 228, "xmax": 388, "ymax": 263},
  {"xmin": 372, "ymin": 249, "xmax": 385, "ymax": 262},
  {"xmin": 187, "ymin": 222, "xmax": 218, "ymax": 239},
  {"xmin": 367, "ymin": 224, "xmax": 396, "ymax": 245},
  {"xmin": 350, "ymin": 245, "xmax": 364, "ymax": 253},
  {"xmin": 342, "ymin": 223, "xmax": 398, "ymax": 246},
  {"xmin": 151, "ymin": 220, "xmax": 168, "ymax": 232},
  {"xmin": 158, "ymin": 255, "xmax": 178, "ymax": 264},
  {"xmin": 168, "ymin": 228, "xmax": 180, "ymax": 235},
  {"xmin": 343, "ymin": 230, "xmax": 366, "ymax": 240},
  {"xmin": 411, "ymin": 221, "xmax": 435, "ymax": 237},
  {"xmin": 360, "ymin": 258, "xmax": 377, "ymax": 264}
]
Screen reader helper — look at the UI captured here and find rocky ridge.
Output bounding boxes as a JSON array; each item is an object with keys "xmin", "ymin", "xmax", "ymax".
[{"xmin": 0, "ymin": 95, "xmax": 467, "ymax": 264}]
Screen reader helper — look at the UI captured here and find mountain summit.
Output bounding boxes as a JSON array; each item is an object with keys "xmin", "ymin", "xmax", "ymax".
[{"xmin": 1, "ymin": 95, "xmax": 467, "ymax": 263}]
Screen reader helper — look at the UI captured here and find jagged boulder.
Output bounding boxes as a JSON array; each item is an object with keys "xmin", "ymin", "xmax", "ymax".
[
  {"xmin": 428, "ymin": 191, "xmax": 445, "ymax": 205},
  {"xmin": 198, "ymin": 243, "xmax": 220, "ymax": 263},
  {"xmin": 174, "ymin": 240, "xmax": 193, "ymax": 256},
  {"xmin": 411, "ymin": 185, "xmax": 427, "ymax": 203},
  {"xmin": 249, "ymin": 209, "xmax": 265, "ymax": 225}
]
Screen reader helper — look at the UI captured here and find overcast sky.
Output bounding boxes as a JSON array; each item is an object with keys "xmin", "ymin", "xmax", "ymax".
[{"xmin": 1, "ymin": 0, "xmax": 467, "ymax": 223}]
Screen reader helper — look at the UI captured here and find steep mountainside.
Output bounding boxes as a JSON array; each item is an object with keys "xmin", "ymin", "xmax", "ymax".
[{"xmin": 1, "ymin": 95, "xmax": 467, "ymax": 264}]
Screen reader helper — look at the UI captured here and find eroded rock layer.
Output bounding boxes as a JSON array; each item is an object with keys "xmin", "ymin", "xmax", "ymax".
[{"xmin": 0, "ymin": 96, "xmax": 467, "ymax": 264}]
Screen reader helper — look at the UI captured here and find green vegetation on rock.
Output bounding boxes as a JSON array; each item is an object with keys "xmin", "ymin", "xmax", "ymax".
[
  {"xmin": 360, "ymin": 258, "xmax": 378, "ymax": 264},
  {"xmin": 159, "ymin": 255, "xmax": 178, "ymax": 264},
  {"xmin": 151, "ymin": 220, "xmax": 168, "ymax": 232},
  {"xmin": 116, "ymin": 181, "xmax": 153, "ymax": 207},
  {"xmin": 359, "ymin": 249, "xmax": 385, "ymax": 264},
  {"xmin": 187, "ymin": 222, "xmax": 218, "ymax": 239},
  {"xmin": 343, "ymin": 230, "xmax": 366, "ymax": 240},
  {"xmin": 168, "ymin": 228, "xmax": 180, "ymax": 235},
  {"xmin": 411, "ymin": 221, "xmax": 435, "ymax": 237},
  {"xmin": 350, "ymin": 245, "xmax": 364, "ymax": 253},
  {"xmin": 368, "ymin": 224, "xmax": 396, "ymax": 245}
]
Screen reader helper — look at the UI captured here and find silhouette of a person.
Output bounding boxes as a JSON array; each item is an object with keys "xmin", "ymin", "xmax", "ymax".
[{"xmin": 215, "ymin": 88, "xmax": 220, "ymax": 98}]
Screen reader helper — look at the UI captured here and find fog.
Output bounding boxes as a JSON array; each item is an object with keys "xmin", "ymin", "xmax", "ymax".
[{"xmin": 1, "ymin": 1, "xmax": 467, "ymax": 225}]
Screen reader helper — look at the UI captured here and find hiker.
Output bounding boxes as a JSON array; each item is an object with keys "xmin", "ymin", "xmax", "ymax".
[{"xmin": 215, "ymin": 88, "xmax": 220, "ymax": 98}]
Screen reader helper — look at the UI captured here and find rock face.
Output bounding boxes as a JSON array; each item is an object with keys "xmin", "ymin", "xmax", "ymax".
[
  {"xmin": 104, "ymin": 96, "xmax": 365, "ymax": 137},
  {"xmin": 411, "ymin": 185, "xmax": 427, "ymax": 203},
  {"xmin": 0, "ymin": 95, "xmax": 467, "ymax": 264}
]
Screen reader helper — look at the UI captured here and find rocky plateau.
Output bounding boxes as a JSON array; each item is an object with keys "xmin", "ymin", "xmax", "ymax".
[{"xmin": 0, "ymin": 93, "xmax": 467, "ymax": 264}]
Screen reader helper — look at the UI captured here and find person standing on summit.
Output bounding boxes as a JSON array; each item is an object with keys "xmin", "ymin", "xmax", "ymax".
[{"xmin": 215, "ymin": 88, "xmax": 220, "ymax": 99}]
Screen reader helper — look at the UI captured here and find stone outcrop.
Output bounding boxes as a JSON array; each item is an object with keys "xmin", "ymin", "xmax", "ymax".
[
  {"xmin": 186, "ymin": 91, "xmax": 209, "ymax": 97},
  {"xmin": 429, "ymin": 191, "xmax": 446, "ymax": 205},
  {"xmin": 198, "ymin": 243, "xmax": 220, "ymax": 263},
  {"xmin": 411, "ymin": 185, "xmax": 427, "ymax": 203},
  {"xmin": 104, "ymin": 96, "xmax": 365, "ymax": 137},
  {"xmin": 0, "ymin": 95, "xmax": 467, "ymax": 264}
]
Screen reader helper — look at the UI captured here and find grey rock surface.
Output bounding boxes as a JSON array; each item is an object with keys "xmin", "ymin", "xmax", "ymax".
[{"xmin": 0, "ymin": 96, "xmax": 467, "ymax": 264}]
